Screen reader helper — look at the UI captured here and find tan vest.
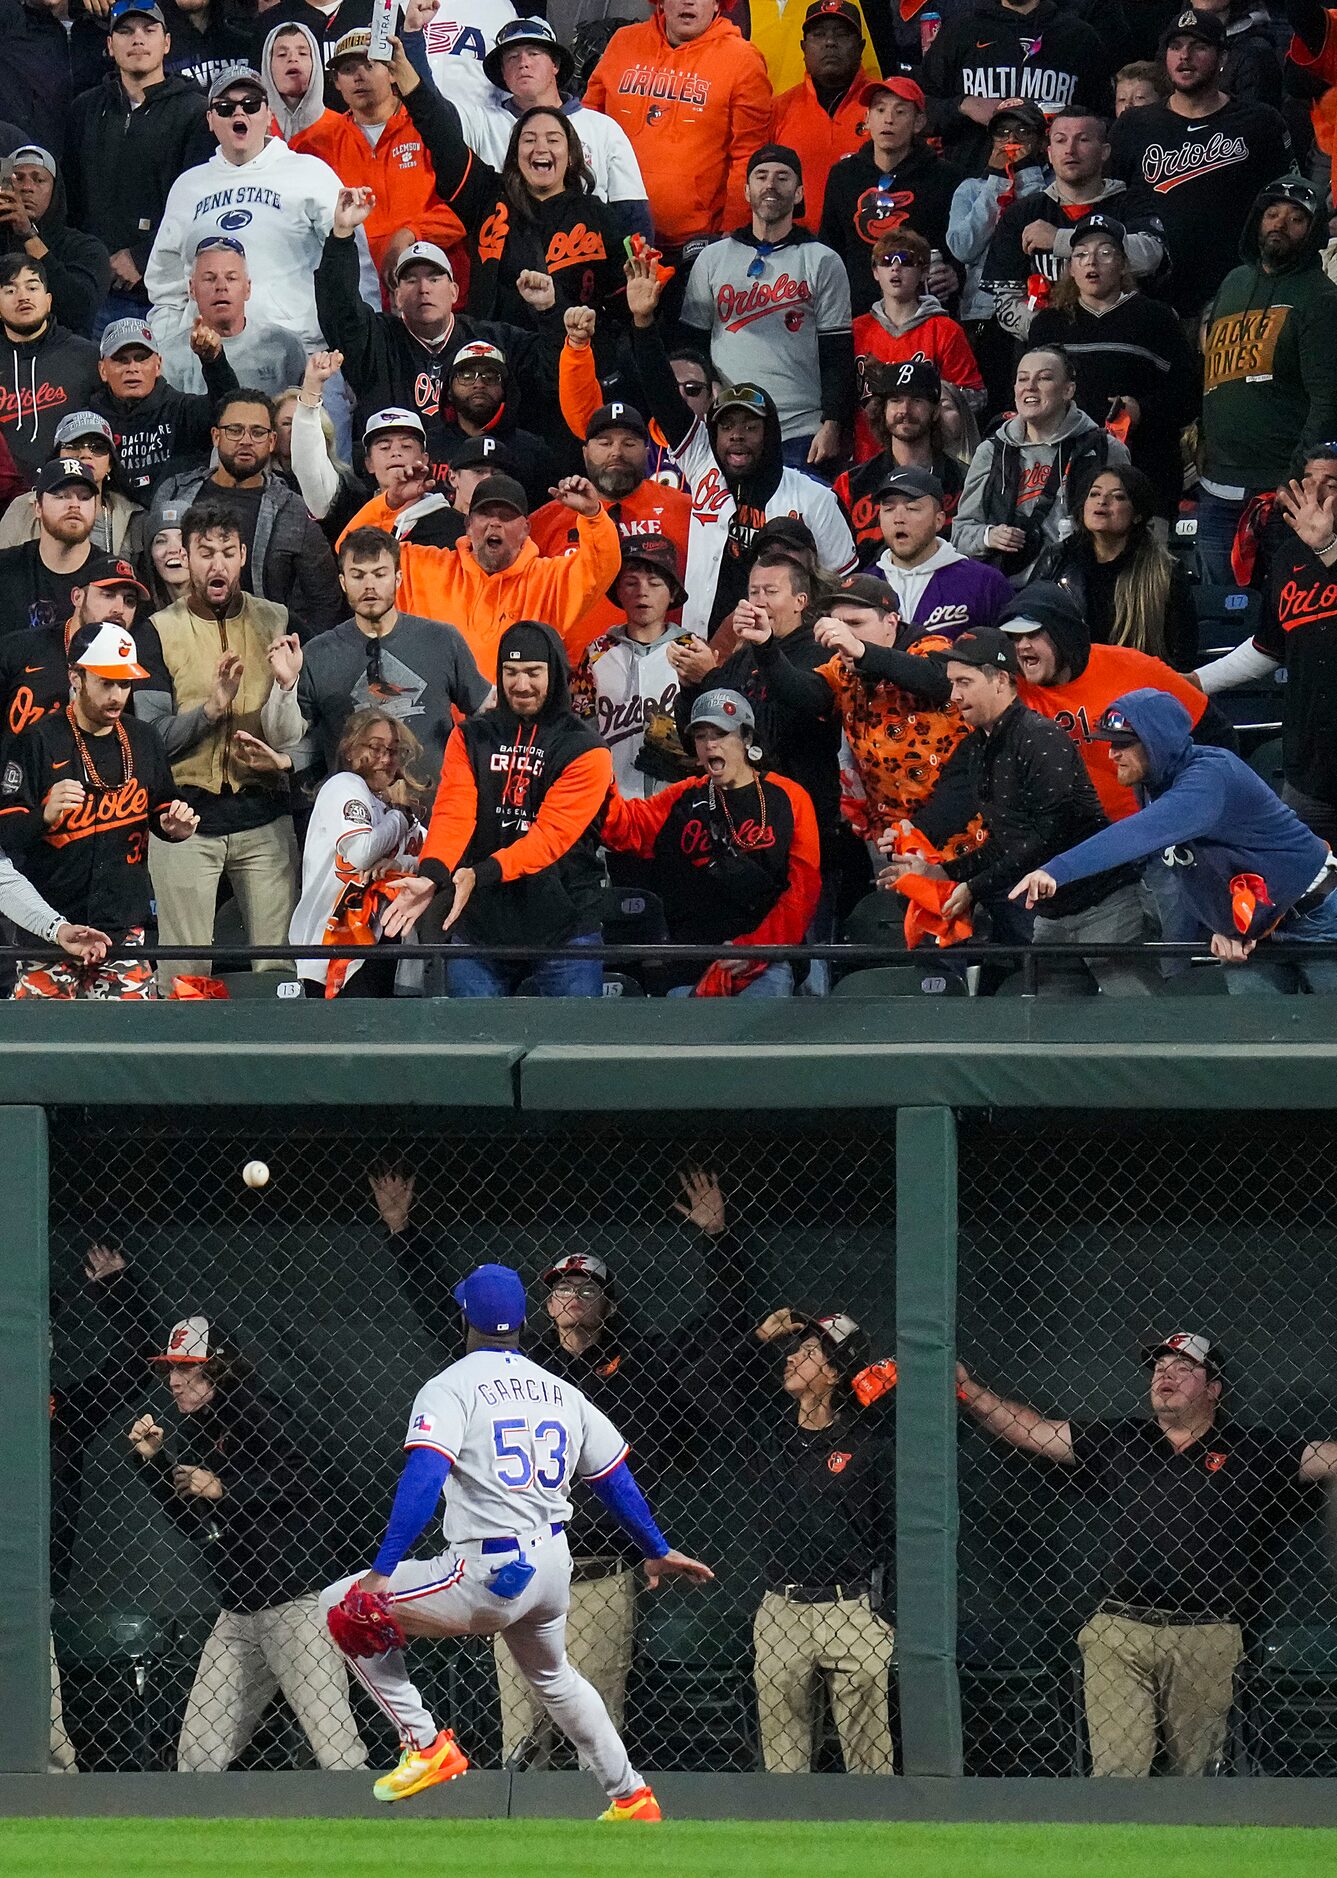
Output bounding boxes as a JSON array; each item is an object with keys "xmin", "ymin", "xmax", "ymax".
[{"xmin": 152, "ymin": 594, "xmax": 289, "ymax": 795}]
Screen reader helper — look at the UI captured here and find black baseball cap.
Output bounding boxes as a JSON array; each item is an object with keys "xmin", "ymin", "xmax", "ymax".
[
  {"xmin": 82, "ymin": 553, "xmax": 150, "ymax": 600},
  {"xmin": 751, "ymin": 515, "xmax": 817, "ymax": 561},
  {"xmin": 449, "ymin": 435, "xmax": 518, "ymax": 476},
  {"xmin": 747, "ymin": 142, "xmax": 803, "ymax": 182},
  {"xmin": 834, "ymin": 572, "xmax": 898, "ymax": 611},
  {"xmin": 945, "ymin": 627, "xmax": 1019, "ymax": 674},
  {"xmin": 614, "ymin": 533, "xmax": 688, "ymax": 606},
  {"xmin": 876, "ymin": 464, "xmax": 944, "ymax": 504},
  {"xmin": 988, "ymin": 100, "xmax": 1046, "ymax": 138},
  {"xmin": 1090, "ymin": 702, "xmax": 1142, "ymax": 745},
  {"xmin": 1161, "ymin": 6, "xmax": 1226, "ymax": 50},
  {"xmin": 866, "ymin": 357, "xmax": 942, "ymax": 404},
  {"xmin": 34, "ymin": 457, "xmax": 97, "ymax": 497},
  {"xmin": 586, "ymin": 400, "xmax": 648, "ymax": 442},
  {"xmin": 801, "ymin": 0, "xmax": 862, "ymax": 33},
  {"xmin": 1070, "ymin": 212, "xmax": 1127, "ymax": 250},
  {"xmin": 469, "ymin": 473, "xmax": 528, "ymax": 518}
]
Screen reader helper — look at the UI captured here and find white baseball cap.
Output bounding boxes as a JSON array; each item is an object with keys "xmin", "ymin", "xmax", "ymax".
[
  {"xmin": 72, "ymin": 622, "xmax": 149, "ymax": 681},
  {"xmin": 1146, "ymin": 1330, "xmax": 1219, "ymax": 1372},
  {"xmin": 394, "ymin": 241, "xmax": 454, "ymax": 281},
  {"xmin": 362, "ymin": 406, "xmax": 426, "ymax": 444},
  {"xmin": 542, "ymin": 1252, "xmax": 611, "ymax": 1288},
  {"xmin": 149, "ymin": 1315, "xmax": 212, "ymax": 1364}
]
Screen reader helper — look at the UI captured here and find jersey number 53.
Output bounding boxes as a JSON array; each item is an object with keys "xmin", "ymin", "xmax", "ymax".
[{"xmin": 492, "ymin": 1417, "xmax": 569, "ymax": 1490}]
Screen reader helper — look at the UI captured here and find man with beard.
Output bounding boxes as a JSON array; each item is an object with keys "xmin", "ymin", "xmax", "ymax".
[
  {"xmin": 1109, "ymin": 9, "xmax": 1290, "ymax": 319},
  {"xmin": 0, "ymin": 618, "xmax": 197, "ymax": 999},
  {"xmin": 818, "ymin": 78, "xmax": 958, "ymax": 315},
  {"xmin": 626, "ymin": 254, "xmax": 855, "ymax": 639},
  {"xmin": 153, "ymin": 388, "xmax": 343, "ymax": 636},
  {"xmin": 835, "ymin": 359, "xmax": 965, "ymax": 568},
  {"xmin": 0, "ymin": 457, "xmax": 100, "ymax": 634},
  {"xmin": 0, "ymin": 254, "xmax": 99, "ymax": 480},
  {"xmin": 680, "ymin": 143, "xmax": 853, "ymax": 468},
  {"xmin": 0, "ymin": 552, "xmax": 152, "ymax": 755},
  {"xmin": 138, "ymin": 496, "xmax": 304, "ymax": 990},
  {"xmin": 771, "ymin": 1, "xmax": 878, "ymax": 232},
  {"xmin": 436, "ymin": 340, "xmax": 558, "ymax": 510},
  {"xmin": 1197, "ymin": 174, "xmax": 1337, "ymax": 583},
  {"xmin": 262, "ymin": 526, "xmax": 490, "ymax": 807},
  {"xmin": 530, "ymin": 402, "xmax": 691, "ymax": 643},
  {"xmin": 388, "ymin": 472, "xmax": 622, "ymax": 678}
]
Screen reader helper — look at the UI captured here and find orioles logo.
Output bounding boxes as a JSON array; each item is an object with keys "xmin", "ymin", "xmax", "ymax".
[
  {"xmin": 479, "ymin": 204, "xmax": 509, "ymax": 264},
  {"xmin": 413, "ymin": 369, "xmax": 441, "ymax": 418},
  {"xmin": 853, "ymin": 184, "xmax": 916, "ymax": 248},
  {"xmin": 546, "ymin": 223, "xmax": 606, "ymax": 272},
  {"xmin": 169, "ymin": 1325, "xmax": 190, "ymax": 1351},
  {"xmin": 46, "ymin": 776, "xmax": 149, "ymax": 847},
  {"xmin": 1205, "ymin": 1451, "xmax": 1227, "ymax": 1473},
  {"xmin": 827, "ymin": 1451, "xmax": 852, "ymax": 1474}
]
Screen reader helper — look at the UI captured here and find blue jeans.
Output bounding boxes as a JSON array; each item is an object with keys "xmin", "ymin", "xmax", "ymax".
[
  {"xmin": 1194, "ymin": 489, "xmax": 1256, "ymax": 585},
  {"xmin": 446, "ymin": 932, "xmax": 603, "ymax": 998},
  {"xmin": 667, "ymin": 962, "xmax": 794, "ymax": 998}
]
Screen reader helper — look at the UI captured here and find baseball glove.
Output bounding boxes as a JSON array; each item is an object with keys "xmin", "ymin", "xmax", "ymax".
[{"xmin": 327, "ymin": 1587, "xmax": 406, "ymax": 1657}]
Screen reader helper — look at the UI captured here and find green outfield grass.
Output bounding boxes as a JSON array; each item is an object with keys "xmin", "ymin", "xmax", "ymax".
[{"xmin": 6, "ymin": 1818, "xmax": 1337, "ymax": 1878}]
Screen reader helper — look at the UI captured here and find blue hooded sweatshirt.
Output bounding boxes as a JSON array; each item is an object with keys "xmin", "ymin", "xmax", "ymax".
[{"xmin": 1044, "ymin": 689, "xmax": 1329, "ymax": 943}]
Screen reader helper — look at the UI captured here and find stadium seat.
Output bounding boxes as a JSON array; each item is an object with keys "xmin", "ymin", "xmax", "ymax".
[
  {"xmin": 52, "ymin": 1607, "xmax": 189, "ymax": 1773},
  {"xmin": 990, "ymin": 964, "xmax": 1098, "ymax": 997},
  {"xmin": 1194, "ymin": 583, "xmax": 1260, "ymax": 651},
  {"xmin": 600, "ymin": 884, "xmax": 669, "ymax": 947},
  {"xmin": 1157, "ymin": 966, "xmax": 1229, "ymax": 996},
  {"xmin": 1247, "ymin": 737, "xmax": 1285, "ymax": 792},
  {"xmin": 842, "ymin": 890, "xmax": 908, "ymax": 950},
  {"xmin": 214, "ymin": 971, "xmax": 303, "ymax": 1000},
  {"xmin": 832, "ymin": 964, "xmax": 966, "ymax": 997},
  {"xmin": 1238, "ymin": 1626, "xmax": 1337, "ymax": 1776}
]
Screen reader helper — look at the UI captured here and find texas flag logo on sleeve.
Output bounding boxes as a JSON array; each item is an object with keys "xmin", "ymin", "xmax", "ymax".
[{"xmin": 412, "ymin": 1413, "xmax": 435, "ymax": 1434}]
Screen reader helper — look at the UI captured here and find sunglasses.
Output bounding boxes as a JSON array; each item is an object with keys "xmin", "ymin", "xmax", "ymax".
[
  {"xmin": 212, "ymin": 95, "xmax": 266, "ymax": 117},
  {"xmin": 452, "ymin": 366, "xmax": 502, "ymax": 384},
  {"xmin": 874, "ymin": 252, "xmax": 915, "ymax": 267},
  {"xmin": 677, "ymin": 380, "xmax": 708, "ymax": 398},
  {"xmin": 365, "ymin": 637, "xmax": 384, "ymax": 687}
]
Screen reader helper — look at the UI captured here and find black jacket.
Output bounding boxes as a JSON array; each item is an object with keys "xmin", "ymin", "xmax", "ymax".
[
  {"xmin": 1028, "ymin": 535, "xmax": 1203, "ymax": 670},
  {"xmin": 921, "ymin": 0, "xmax": 1113, "ymax": 169},
  {"xmin": 0, "ymin": 0, "xmax": 105, "ymax": 160},
  {"xmin": 676, "ymin": 621, "xmax": 843, "ymax": 856},
  {"xmin": 941, "ymin": 697, "xmax": 1137, "ymax": 912},
  {"xmin": 67, "ymin": 72, "xmax": 213, "ymax": 281},
  {"xmin": 818, "ymin": 141, "xmax": 958, "ymax": 313},
  {"xmin": 0, "ymin": 149, "xmax": 108, "ymax": 338},
  {"xmin": 314, "ymin": 229, "xmax": 565, "ymax": 475},
  {"xmin": 0, "ymin": 705, "xmax": 177, "ymax": 936},
  {"xmin": 417, "ymin": 620, "xmax": 612, "ymax": 946},
  {"xmin": 136, "ymin": 1375, "xmax": 338, "ymax": 1612},
  {"xmin": 161, "ymin": 0, "xmax": 253, "ymax": 91},
  {"xmin": 1028, "ymin": 293, "xmax": 1199, "ymax": 522},
  {"xmin": 0, "ymin": 317, "xmax": 100, "ymax": 479},
  {"xmin": 90, "ymin": 348, "xmax": 239, "ymax": 500}
]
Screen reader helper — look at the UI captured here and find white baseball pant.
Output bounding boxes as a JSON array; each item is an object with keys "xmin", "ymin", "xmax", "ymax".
[{"xmin": 320, "ymin": 1526, "xmax": 642, "ymax": 1800}]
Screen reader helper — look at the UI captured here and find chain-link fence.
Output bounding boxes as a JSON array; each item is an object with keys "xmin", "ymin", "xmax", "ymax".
[
  {"xmin": 46, "ymin": 1111, "xmax": 896, "ymax": 1780},
  {"xmin": 957, "ymin": 1114, "xmax": 1337, "ymax": 1778}
]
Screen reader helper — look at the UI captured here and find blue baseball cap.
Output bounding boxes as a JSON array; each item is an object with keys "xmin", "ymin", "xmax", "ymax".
[
  {"xmin": 109, "ymin": 0, "xmax": 165, "ymax": 25},
  {"xmin": 453, "ymin": 1264, "xmax": 527, "ymax": 1335}
]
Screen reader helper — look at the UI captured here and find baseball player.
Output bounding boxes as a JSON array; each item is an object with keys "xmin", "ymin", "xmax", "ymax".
[{"xmin": 320, "ymin": 1263, "xmax": 713, "ymax": 1818}]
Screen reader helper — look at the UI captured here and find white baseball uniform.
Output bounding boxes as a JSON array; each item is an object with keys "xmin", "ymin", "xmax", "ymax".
[{"xmin": 320, "ymin": 1349, "xmax": 643, "ymax": 1798}]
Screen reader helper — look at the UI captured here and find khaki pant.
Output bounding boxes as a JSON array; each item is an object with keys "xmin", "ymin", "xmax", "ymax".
[
  {"xmin": 753, "ymin": 1591, "xmax": 895, "ymax": 1774},
  {"xmin": 149, "ymin": 819, "xmax": 298, "ymax": 993},
  {"xmin": 178, "ymin": 1594, "xmax": 367, "ymax": 1772},
  {"xmin": 1078, "ymin": 1610, "xmax": 1244, "ymax": 1776},
  {"xmin": 494, "ymin": 1565, "xmax": 635, "ymax": 1764},
  {"xmin": 49, "ymin": 1634, "xmax": 76, "ymax": 1773}
]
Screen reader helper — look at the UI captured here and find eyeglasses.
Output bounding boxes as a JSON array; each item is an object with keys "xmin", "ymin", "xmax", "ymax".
[
  {"xmin": 550, "ymin": 1281, "xmax": 604, "ymax": 1301},
  {"xmin": 358, "ymin": 737, "xmax": 396, "ymax": 757},
  {"xmin": 677, "ymin": 380, "xmax": 708, "ymax": 398},
  {"xmin": 1074, "ymin": 243, "xmax": 1121, "ymax": 262},
  {"xmin": 452, "ymin": 366, "xmax": 502, "ymax": 384},
  {"xmin": 217, "ymin": 422, "xmax": 273, "ymax": 441},
  {"xmin": 211, "ymin": 95, "xmax": 266, "ymax": 116}
]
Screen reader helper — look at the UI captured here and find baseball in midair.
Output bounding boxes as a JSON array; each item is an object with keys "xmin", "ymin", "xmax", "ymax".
[{"xmin": 242, "ymin": 1160, "xmax": 270, "ymax": 1190}]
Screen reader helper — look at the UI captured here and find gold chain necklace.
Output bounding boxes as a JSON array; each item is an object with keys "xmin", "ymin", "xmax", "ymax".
[
  {"xmin": 708, "ymin": 772, "xmax": 767, "ymax": 846},
  {"xmin": 66, "ymin": 705, "xmax": 132, "ymax": 789}
]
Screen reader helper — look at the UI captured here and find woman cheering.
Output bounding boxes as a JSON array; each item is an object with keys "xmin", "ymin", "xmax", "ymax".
[{"xmin": 289, "ymin": 708, "xmax": 426, "ymax": 999}]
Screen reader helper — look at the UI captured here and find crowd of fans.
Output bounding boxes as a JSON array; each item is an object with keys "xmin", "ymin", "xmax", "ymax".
[{"xmin": 1, "ymin": 0, "xmax": 1336, "ymax": 996}]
